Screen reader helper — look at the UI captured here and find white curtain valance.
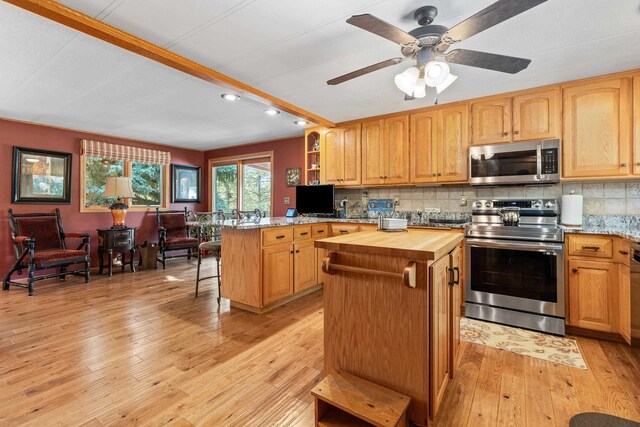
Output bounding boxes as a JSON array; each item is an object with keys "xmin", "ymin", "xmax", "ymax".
[{"xmin": 81, "ymin": 139, "xmax": 171, "ymax": 165}]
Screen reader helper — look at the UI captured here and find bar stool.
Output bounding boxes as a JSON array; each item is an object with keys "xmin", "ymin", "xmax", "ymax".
[{"xmin": 194, "ymin": 210, "xmax": 225, "ymax": 303}]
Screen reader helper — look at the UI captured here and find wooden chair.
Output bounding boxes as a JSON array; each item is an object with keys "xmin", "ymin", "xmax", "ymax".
[
  {"xmin": 155, "ymin": 207, "xmax": 199, "ymax": 269},
  {"xmin": 3, "ymin": 208, "xmax": 90, "ymax": 296},
  {"xmin": 194, "ymin": 211, "xmax": 225, "ymax": 302}
]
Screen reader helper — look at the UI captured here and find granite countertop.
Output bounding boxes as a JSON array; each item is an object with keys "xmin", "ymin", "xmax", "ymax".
[
  {"xmin": 199, "ymin": 216, "xmax": 469, "ymax": 230},
  {"xmin": 561, "ymin": 215, "xmax": 640, "ymax": 241}
]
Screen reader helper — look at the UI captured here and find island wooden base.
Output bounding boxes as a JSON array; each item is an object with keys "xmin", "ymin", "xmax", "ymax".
[{"xmin": 230, "ymin": 284, "xmax": 323, "ymax": 314}]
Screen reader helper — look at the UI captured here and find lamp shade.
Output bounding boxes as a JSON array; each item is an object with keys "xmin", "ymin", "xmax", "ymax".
[
  {"xmin": 103, "ymin": 176, "xmax": 135, "ymax": 199},
  {"xmin": 424, "ymin": 61, "xmax": 450, "ymax": 88},
  {"xmin": 394, "ymin": 67, "xmax": 420, "ymax": 95}
]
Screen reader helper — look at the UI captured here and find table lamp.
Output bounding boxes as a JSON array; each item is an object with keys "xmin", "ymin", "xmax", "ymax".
[{"xmin": 103, "ymin": 176, "xmax": 135, "ymax": 228}]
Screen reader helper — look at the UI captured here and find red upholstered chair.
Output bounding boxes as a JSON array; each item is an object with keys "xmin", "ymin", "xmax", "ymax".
[
  {"xmin": 156, "ymin": 207, "xmax": 199, "ymax": 269},
  {"xmin": 3, "ymin": 209, "xmax": 91, "ymax": 296}
]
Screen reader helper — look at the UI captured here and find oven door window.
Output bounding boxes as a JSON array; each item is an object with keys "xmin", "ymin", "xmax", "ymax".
[
  {"xmin": 471, "ymin": 150, "xmax": 537, "ymax": 178},
  {"xmin": 470, "ymin": 246, "xmax": 558, "ymax": 302}
]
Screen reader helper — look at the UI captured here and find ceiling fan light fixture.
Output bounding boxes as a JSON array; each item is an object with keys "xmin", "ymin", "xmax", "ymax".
[
  {"xmin": 294, "ymin": 120, "xmax": 308, "ymax": 126},
  {"xmin": 221, "ymin": 93, "xmax": 240, "ymax": 101},
  {"xmin": 264, "ymin": 109, "xmax": 280, "ymax": 115},
  {"xmin": 394, "ymin": 66, "xmax": 419, "ymax": 95},
  {"xmin": 413, "ymin": 78, "xmax": 426, "ymax": 98},
  {"xmin": 424, "ymin": 61, "xmax": 450, "ymax": 87},
  {"xmin": 436, "ymin": 73, "xmax": 457, "ymax": 94}
]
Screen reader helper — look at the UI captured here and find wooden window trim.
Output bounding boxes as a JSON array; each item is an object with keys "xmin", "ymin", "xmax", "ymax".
[
  {"xmin": 208, "ymin": 151, "xmax": 274, "ymax": 215},
  {"xmin": 80, "ymin": 155, "xmax": 170, "ymax": 213}
]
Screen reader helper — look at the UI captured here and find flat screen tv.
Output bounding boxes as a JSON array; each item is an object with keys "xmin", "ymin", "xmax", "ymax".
[{"xmin": 296, "ymin": 184, "xmax": 335, "ymax": 215}]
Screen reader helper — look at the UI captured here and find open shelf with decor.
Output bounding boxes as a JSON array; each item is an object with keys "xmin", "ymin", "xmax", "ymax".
[{"xmin": 304, "ymin": 128, "xmax": 321, "ymax": 184}]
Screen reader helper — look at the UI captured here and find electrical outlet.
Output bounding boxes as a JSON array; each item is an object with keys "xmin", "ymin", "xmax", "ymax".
[
  {"xmin": 393, "ymin": 195, "xmax": 400, "ymax": 205},
  {"xmin": 460, "ymin": 196, "xmax": 467, "ymax": 206},
  {"xmin": 284, "ymin": 197, "xmax": 290, "ymax": 205}
]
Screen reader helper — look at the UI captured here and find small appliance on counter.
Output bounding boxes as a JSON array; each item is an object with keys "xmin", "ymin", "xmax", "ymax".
[{"xmin": 378, "ymin": 217, "xmax": 408, "ymax": 232}]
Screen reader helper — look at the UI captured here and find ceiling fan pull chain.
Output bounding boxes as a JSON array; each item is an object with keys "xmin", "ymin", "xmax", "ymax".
[{"xmin": 434, "ymin": 93, "xmax": 439, "ymax": 105}]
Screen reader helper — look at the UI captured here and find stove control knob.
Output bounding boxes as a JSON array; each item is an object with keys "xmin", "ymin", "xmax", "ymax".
[
  {"xmin": 531, "ymin": 200, "xmax": 542, "ymax": 209},
  {"xmin": 545, "ymin": 201, "xmax": 554, "ymax": 208},
  {"xmin": 474, "ymin": 201, "xmax": 483, "ymax": 209},
  {"xmin": 484, "ymin": 201, "xmax": 493, "ymax": 208}
]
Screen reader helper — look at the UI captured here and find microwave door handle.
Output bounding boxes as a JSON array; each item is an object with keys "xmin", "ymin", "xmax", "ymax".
[{"xmin": 536, "ymin": 145, "xmax": 542, "ymax": 180}]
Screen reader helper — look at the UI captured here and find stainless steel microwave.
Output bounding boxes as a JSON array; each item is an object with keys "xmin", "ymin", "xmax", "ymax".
[{"xmin": 469, "ymin": 139, "xmax": 561, "ymax": 185}]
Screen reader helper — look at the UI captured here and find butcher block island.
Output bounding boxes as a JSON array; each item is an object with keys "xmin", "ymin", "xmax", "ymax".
[{"xmin": 315, "ymin": 229, "xmax": 465, "ymax": 426}]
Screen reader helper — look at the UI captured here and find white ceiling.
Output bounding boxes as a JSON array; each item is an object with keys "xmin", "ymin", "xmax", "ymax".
[{"xmin": 1, "ymin": 0, "xmax": 639, "ymax": 150}]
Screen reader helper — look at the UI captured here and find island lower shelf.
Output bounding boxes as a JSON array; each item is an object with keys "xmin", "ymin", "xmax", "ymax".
[
  {"xmin": 220, "ymin": 223, "xmax": 328, "ymax": 312},
  {"xmin": 315, "ymin": 229, "xmax": 464, "ymax": 426}
]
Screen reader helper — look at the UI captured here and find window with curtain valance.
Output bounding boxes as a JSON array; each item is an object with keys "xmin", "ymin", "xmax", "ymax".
[{"xmin": 80, "ymin": 139, "xmax": 171, "ymax": 212}]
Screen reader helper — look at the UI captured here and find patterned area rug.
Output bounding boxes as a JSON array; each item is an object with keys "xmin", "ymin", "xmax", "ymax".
[{"xmin": 461, "ymin": 317, "xmax": 587, "ymax": 369}]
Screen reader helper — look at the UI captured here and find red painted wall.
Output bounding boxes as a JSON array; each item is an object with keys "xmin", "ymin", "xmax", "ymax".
[
  {"xmin": 204, "ymin": 136, "xmax": 304, "ymax": 217},
  {"xmin": 0, "ymin": 118, "xmax": 206, "ymax": 277}
]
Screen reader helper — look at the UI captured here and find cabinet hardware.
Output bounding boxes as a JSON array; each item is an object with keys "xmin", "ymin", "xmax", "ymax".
[
  {"xmin": 290, "ymin": 250, "xmax": 294, "ymax": 254},
  {"xmin": 619, "ymin": 250, "xmax": 629, "ymax": 255},
  {"xmin": 276, "ymin": 235, "xmax": 285, "ymax": 239},
  {"xmin": 636, "ymin": 162, "xmax": 640, "ymax": 167},
  {"xmin": 503, "ymin": 131, "xmax": 509, "ymax": 136},
  {"xmin": 621, "ymin": 163, "xmax": 628, "ymax": 167},
  {"xmin": 513, "ymin": 130, "xmax": 520, "ymax": 134},
  {"xmin": 295, "ymin": 250, "xmax": 300, "ymax": 253},
  {"xmin": 432, "ymin": 173, "xmax": 437, "ymax": 177},
  {"xmin": 437, "ymin": 173, "xmax": 442, "ymax": 176},
  {"xmin": 453, "ymin": 267, "xmax": 460, "ymax": 285},
  {"xmin": 317, "ymin": 230, "xmax": 325, "ymax": 234},
  {"xmin": 581, "ymin": 245, "xmax": 600, "ymax": 251},
  {"xmin": 572, "ymin": 268, "xmax": 578, "ymax": 273},
  {"xmin": 339, "ymin": 230, "xmax": 348, "ymax": 234},
  {"xmin": 322, "ymin": 252, "xmax": 417, "ymax": 288},
  {"xmin": 448, "ymin": 267, "xmax": 455, "ymax": 286},
  {"xmin": 300, "ymin": 232, "xmax": 309, "ymax": 236}
]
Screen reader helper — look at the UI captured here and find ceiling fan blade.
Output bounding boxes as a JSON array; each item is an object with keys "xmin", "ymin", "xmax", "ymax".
[
  {"xmin": 445, "ymin": 49, "xmax": 531, "ymax": 74},
  {"xmin": 327, "ymin": 58, "xmax": 404, "ymax": 85},
  {"xmin": 347, "ymin": 14, "xmax": 419, "ymax": 47},
  {"xmin": 438, "ymin": 0, "xmax": 547, "ymax": 47}
]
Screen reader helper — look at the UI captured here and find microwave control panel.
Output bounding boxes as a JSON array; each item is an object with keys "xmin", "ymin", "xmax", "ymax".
[{"xmin": 541, "ymin": 148, "xmax": 558, "ymax": 174}]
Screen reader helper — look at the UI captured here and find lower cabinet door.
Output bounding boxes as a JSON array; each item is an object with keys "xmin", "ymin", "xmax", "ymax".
[
  {"xmin": 429, "ymin": 255, "xmax": 452, "ymax": 420},
  {"xmin": 449, "ymin": 245, "xmax": 463, "ymax": 377},
  {"xmin": 294, "ymin": 240, "xmax": 316, "ymax": 293},
  {"xmin": 262, "ymin": 244, "xmax": 293, "ymax": 306},
  {"xmin": 568, "ymin": 259, "xmax": 617, "ymax": 332},
  {"xmin": 316, "ymin": 247, "xmax": 325, "ymax": 285}
]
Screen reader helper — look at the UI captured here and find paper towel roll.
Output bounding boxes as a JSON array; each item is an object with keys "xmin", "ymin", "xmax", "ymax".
[{"xmin": 561, "ymin": 194, "xmax": 583, "ymax": 227}]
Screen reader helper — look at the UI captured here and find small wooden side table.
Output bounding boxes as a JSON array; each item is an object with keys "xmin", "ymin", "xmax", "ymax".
[{"xmin": 97, "ymin": 227, "xmax": 137, "ymax": 277}]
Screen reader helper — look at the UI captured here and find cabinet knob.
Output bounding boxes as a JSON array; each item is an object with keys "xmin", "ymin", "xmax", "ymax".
[
  {"xmin": 621, "ymin": 163, "xmax": 628, "ymax": 167},
  {"xmin": 384, "ymin": 176, "xmax": 388, "ymax": 179},
  {"xmin": 619, "ymin": 250, "xmax": 629, "ymax": 255},
  {"xmin": 571, "ymin": 268, "xmax": 578, "ymax": 273},
  {"xmin": 513, "ymin": 130, "xmax": 520, "ymax": 135},
  {"xmin": 503, "ymin": 131, "xmax": 509, "ymax": 136},
  {"xmin": 437, "ymin": 173, "xmax": 442, "ymax": 176},
  {"xmin": 432, "ymin": 173, "xmax": 437, "ymax": 177},
  {"xmin": 636, "ymin": 162, "xmax": 640, "ymax": 167}
]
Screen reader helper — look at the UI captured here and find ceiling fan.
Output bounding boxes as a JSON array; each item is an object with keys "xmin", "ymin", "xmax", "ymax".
[{"xmin": 327, "ymin": 0, "xmax": 547, "ymax": 100}]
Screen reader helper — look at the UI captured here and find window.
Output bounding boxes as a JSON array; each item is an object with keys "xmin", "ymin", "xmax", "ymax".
[
  {"xmin": 210, "ymin": 153, "xmax": 272, "ymax": 217},
  {"xmin": 81, "ymin": 139, "xmax": 170, "ymax": 212}
]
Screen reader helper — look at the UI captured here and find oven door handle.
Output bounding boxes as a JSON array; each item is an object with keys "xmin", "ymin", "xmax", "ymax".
[{"xmin": 466, "ymin": 238, "xmax": 563, "ymax": 253}]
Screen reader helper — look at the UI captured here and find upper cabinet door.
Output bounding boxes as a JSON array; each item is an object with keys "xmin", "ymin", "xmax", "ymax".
[
  {"xmin": 342, "ymin": 124, "xmax": 362, "ymax": 186},
  {"xmin": 321, "ymin": 128, "xmax": 344, "ymax": 185},
  {"xmin": 634, "ymin": 75, "xmax": 640, "ymax": 176},
  {"xmin": 383, "ymin": 115, "xmax": 410, "ymax": 184},
  {"xmin": 410, "ymin": 111, "xmax": 438, "ymax": 184},
  {"xmin": 512, "ymin": 88, "xmax": 561, "ymax": 141},
  {"xmin": 361, "ymin": 120, "xmax": 384, "ymax": 185},
  {"xmin": 438, "ymin": 105, "xmax": 469, "ymax": 183},
  {"xmin": 471, "ymin": 97, "xmax": 512, "ymax": 145},
  {"xmin": 563, "ymin": 77, "xmax": 632, "ymax": 178}
]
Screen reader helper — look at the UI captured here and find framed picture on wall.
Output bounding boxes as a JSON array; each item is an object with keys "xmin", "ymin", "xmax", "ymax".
[
  {"xmin": 286, "ymin": 167, "xmax": 301, "ymax": 187},
  {"xmin": 171, "ymin": 164, "xmax": 201, "ymax": 203},
  {"xmin": 12, "ymin": 146, "xmax": 72, "ymax": 204}
]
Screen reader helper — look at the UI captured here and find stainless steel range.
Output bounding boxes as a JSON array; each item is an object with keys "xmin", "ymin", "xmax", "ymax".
[{"xmin": 465, "ymin": 198, "xmax": 565, "ymax": 335}]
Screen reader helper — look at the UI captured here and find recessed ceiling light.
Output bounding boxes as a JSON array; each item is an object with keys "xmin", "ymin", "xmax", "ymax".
[
  {"xmin": 294, "ymin": 120, "xmax": 308, "ymax": 126},
  {"xmin": 221, "ymin": 93, "xmax": 239, "ymax": 101},
  {"xmin": 264, "ymin": 109, "xmax": 280, "ymax": 116}
]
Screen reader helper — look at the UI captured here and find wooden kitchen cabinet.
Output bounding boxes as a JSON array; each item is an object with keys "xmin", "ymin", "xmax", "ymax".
[
  {"xmin": 294, "ymin": 240, "xmax": 316, "ymax": 293},
  {"xmin": 410, "ymin": 104, "xmax": 469, "ymax": 184},
  {"xmin": 262, "ymin": 243, "xmax": 294, "ymax": 306},
  {"xmin": 429, "ymin": 254, "xmax": 451, "ymax": 419},
  {"xmin": 320, "ymin": 124, "xmax": 361, "ymax": 186},
  {"xmin": 361, "ymin": 116, "xmax": 409, "ymax": 185},
  {"xmin": 471, "ymin": 96, "xmax": 512, "ymax": 145},
  {"xmin": 361, "ymin": 120, "xmax": 384, "ymax": 185},
  {"xmin": 568, "ymin": 259, "xmax": 617, "ymax": 333},
  {"xmin": 562, "ymin": 77, "xmax": 632, "ymax": 178},
  {"xmin": 512, "ymin": 87, "xmax": 561, "ymax": 141}
]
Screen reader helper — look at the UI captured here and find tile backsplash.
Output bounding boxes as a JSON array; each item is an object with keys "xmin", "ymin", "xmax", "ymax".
[{"xmin": 335, "ymin": 180, "xmax": 640, "ymax": 217}]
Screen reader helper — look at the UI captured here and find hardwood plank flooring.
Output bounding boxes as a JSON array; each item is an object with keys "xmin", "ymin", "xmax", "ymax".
[{"xmin": 1, "ymin": 259, "xmax": 639, "ymax": 426}]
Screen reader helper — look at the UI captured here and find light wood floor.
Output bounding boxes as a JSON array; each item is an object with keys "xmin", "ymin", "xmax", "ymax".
[{"xmin": 0, "ymin": 260, "xmax": 639, "ymax": 426}]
